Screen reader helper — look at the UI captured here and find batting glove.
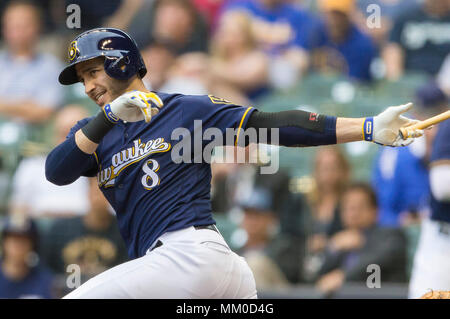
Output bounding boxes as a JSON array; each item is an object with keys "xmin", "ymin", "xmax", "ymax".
[
  {"xmin": 363, "ymin": 103, "xmax": 423, "ymax": 147},
  {"xmin": 103, "ymin": 91, "xmax": 163, "ymax": 123}
]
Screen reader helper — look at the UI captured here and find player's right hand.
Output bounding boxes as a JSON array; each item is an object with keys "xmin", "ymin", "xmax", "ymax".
[
  {"xmin": 103, "ymin": 91, "xmax": 163, "ymax": 123},
  {"xmin": 372, "ymin": 103, "xmax": 423, "ymax": 147}
]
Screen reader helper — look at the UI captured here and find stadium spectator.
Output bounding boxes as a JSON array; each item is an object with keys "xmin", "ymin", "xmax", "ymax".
[
  {"xmin": 103, "ymin": 0, "xmax": 148, "ymax": 31},
  {"xmin": 0, "ymin": 0, "xmax": 56, "ymax": 34},
  {"xmin": 0, "ymin": 0, "xmax": 63, "ymax": 124},
  {"xmin": 9, "ymin": 105, "xmax": 90, "ymax": 219},
  {"xmin": 209, "ymin": 11, "xmax": 269, "ymax": 104},
  {"xmin": 211, "ymin": 147, "xmax": 292, "ymax": 222},
  {"xmin": 408, "ymin": 108, "xmax": 450, "ymax": 299},
  {"xmin": 371, "ymin": 82, "xmax": 447, "ymax": 227},
  {"xmin": 237, "ymin": 186, "xmax": 290, "ymax": 290},
  {"xmin": 355, "ymin": 0, "xmax": 418, "ymax": 46},
  {"xmin": 150, "ymin": 0, "xmax": 209, "ymax": 55},
  {"xmin": 315, "ymin": 183, "xmax": 407, "ymax": 296},
  {"xmin": 158, "ymin": 52, "xmax": 210, "ymax": 95},
  {"xmin": 303, "ymin": 146, "xmax": 349, "ymax": 282},
  {"xmin": 312, "ymin": 0, "xmax": 377, "ymax": 82},
  {"xmin": 192, "ymin": 0, "xmax": 229, "ymax": 32},
  {"xmin": 0, "ymin": 215, "xmax": 54, "ymax": 298},
  {"xmin": 42, "ymin": 177, "xmax": 128, "ymax": 297},
  {"xmin": 224, "ymin": 0, "xmax": 324, "ymax": 88},
  {"xmin": 142, "ymin": 40, "xmax": 177, "ymax": 92},
  {"xmin": 142, "ymin": 38, "xmax": 209, "ymax": 95},
  {"xmin": 383, "ymin": 0, "xmax": 450, "ymax": 80},
  {"xmin": 55, "ymin": 0, "xmax": 130, "ymax": 31}
]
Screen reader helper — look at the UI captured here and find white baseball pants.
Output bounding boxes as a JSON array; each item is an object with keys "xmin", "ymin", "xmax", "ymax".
[
  {"xmin": 408, "ymin": 218, "xmax": 450, "ymax": 298},
  {"xmin": 63, "ymin": 226, "xmax": 257, "ymax": 299}
]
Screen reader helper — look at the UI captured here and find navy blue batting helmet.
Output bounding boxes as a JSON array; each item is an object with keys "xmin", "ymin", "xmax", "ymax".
[{"xmin": 58, "ymin": 28, "xmax": 147, "ymax": 85}]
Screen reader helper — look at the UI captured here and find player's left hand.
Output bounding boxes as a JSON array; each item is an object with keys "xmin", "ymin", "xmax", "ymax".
[
  {"xmin": 105, "ymin": 90, "xmax": 163, "ymax": 123},
  {"xmin": 373, "ymin": 103, "xmax": 423, "ymax": 147}
]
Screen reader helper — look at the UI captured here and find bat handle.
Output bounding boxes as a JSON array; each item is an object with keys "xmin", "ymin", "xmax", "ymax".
[{"xmin": 399, "ymin": 127, "xmax": 409, "ymax": 140}]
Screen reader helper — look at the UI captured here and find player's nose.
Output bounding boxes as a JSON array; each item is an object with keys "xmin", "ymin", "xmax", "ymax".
[{"xmin": 84, "ymin": 79, "xmax": 96, "ymax": 96}]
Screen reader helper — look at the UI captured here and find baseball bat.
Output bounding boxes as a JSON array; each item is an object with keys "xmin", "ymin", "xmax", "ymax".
[{"xmin": 399, "ymin": 110, "xmax": 450, "ymax": 139}]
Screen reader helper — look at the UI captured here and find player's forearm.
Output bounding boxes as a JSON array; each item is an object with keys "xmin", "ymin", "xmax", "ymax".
[
  {"xmin": 45, "ymin": 135, "xmax": 97, "ymax": 185},
  {"xmin": 247, "ymin": 111, "xmax": 365, "ymax": 147},
  {"xmin": 336, "ymin": 118, "xmax": 364, "ymax": 143},
  {"xmin": 246, "ymin": 110, "xmax": 337, "ymax": 147},
  {"xmin": 45, "ymin": 110, "xmax": 117, "ymax": 185},
  {"xmin": 247, "ymin": 104, "xmax": 419, "ymax": 148},
  {"xmin": 75, "ymin": 130, "xmax": 99, "ymax": 154},
  {"xmin": 76, "ymin": 109, "xmax": 117, "ymax": 154}
]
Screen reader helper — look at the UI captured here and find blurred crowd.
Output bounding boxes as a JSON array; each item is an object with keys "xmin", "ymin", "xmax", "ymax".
[{"xmin": 0, "ymin": 0, "xmax": 448, "ymax": 298}]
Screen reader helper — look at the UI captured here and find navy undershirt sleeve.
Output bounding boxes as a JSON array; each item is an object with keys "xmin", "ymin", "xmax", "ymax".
[
  {"xmin": 45, "ymin": 118, "xmax": 99, "ymax": 185},
  {"xmin": 45, "ymin": 135, "xmax": 98, "ymax": 185},
  {"xmin": 246, "ymin": 110, "xmax": 337, "ymax": 146}
]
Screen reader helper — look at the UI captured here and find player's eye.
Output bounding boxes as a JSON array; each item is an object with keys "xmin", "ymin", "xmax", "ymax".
[{"xmin": 90, "ymin": 70, "xmax": 98, "ymax": 77}]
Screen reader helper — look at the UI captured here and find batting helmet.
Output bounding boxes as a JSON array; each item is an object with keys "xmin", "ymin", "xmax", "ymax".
[{"xmin": 58, "ymin": 28, "xmax": 147, "ymax": 85}]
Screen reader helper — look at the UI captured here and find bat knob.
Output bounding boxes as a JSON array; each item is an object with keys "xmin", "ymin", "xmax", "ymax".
[{"xmin": 399, "ymin": 127, "xmax": 409, "ymax": 140}]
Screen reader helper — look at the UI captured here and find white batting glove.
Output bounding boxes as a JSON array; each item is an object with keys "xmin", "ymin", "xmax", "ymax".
[
  {"xmin": 103, "ymin": 91, "xmax": 163, "ymax": 123},
  {"xmin": 363, "ymin": 103, "xmax": 423, "ymax": 147}
]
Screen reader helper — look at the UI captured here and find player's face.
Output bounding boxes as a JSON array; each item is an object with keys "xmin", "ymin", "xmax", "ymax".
[{"xmin": 75, "ymin": 57, "xmax": 130, "ymax": 107}]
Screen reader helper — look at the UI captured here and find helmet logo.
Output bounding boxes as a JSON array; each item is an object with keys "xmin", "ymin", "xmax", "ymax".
[{"xmin": 68, "ymin": 41, "xmax": 79, "ymax": 62}]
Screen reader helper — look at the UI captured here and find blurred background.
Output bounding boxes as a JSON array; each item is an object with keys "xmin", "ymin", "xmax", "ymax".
[{"xmin": 0, "ymin": 0, "xmax": 448, "ymax": 299}]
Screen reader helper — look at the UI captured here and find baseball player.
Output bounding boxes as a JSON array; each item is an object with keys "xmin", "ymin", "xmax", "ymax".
[
  {"xmin": 46, "ymin": 28, "xmax": 422, "ymax": 298},
  {"xmin": 408, "ymin": 117, "xmax": 450, "ymax": 298}
]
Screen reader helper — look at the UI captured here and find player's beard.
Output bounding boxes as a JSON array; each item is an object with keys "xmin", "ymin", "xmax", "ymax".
[
  {"xmin": 91, "ymin": 88, "xmax": 109, "ymax": 107},
  {"xmin": 94, "ymin": 79, "xmax": 132, "ymax": 107}
]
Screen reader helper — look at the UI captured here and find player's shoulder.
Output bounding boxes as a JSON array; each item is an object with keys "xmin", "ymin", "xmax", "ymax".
[
  {"xmin": 154, "ymin": 91, "xmax": 183, "ymax": 103},
  {"xmin": 156, "ymin": 92, "xmax": 238, "ymax": 108}
]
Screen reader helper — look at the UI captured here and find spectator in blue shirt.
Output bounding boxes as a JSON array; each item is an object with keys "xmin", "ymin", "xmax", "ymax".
[
  {"xmin": 383, "ymin": 0, "xmax": 450, "ymax": 80},
  {"xmin": 356, "ymin": 0, "xmax": 418, "ymax": 46},
  {"xmin": 0, "ymin": 215, "xmax": 54, "ymax": 298},
  {"xmin": 372, "ymin": 82, "xmax": 448, "ymax": 227},
  {"xmin": 312, "ymin": 0, "xmax": 377, "ymax": 82}
]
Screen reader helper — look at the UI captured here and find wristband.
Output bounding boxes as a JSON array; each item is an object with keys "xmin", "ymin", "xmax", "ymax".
[
  {"xmin": 81, "ymin": 111, "xmax": 116, "ymax": 144},
  {"xmin": 363, "ymin": 117, "xmax": 374, "ymax": 142},
  {"xmin": 103, "ymin": 104, "xmax": 120, "ymax": 123}
]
